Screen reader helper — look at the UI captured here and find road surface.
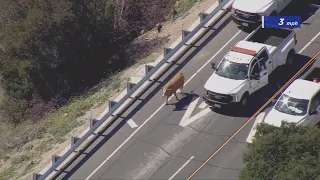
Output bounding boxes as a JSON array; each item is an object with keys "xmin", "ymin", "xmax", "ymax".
[{"xmin": 53, "ymin": 1, "xmax": 320, "ymax": 180}]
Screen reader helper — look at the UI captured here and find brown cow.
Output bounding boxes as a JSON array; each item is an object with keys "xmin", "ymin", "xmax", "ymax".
[{"xmin": 162, "ymin": 73, "xmax": 185, "ymax": 105}]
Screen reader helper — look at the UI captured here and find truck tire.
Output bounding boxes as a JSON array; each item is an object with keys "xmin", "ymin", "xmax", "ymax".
[
  {"xmin": 240, "ymin": 93, "xmax": 249, "ymax": 107},
  {"xmin": 286, "ymin": 49, "xmax": 295, "ymax": 66}
]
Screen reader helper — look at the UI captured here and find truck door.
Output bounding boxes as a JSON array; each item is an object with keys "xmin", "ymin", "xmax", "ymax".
[
  {"xmin": 307, "ymin": 92, "xmax": 320, "ymax": 126},
  {"xmin": 249, "ymin": 59, "xmax": 261, "ymax": 93},
  {"xmin": 257, "ymin": 50, "xmax": 272, "ymax": 75},
  {"xmin": 258, "ymin": 61, "xmax": 269, "ymax": 88}
]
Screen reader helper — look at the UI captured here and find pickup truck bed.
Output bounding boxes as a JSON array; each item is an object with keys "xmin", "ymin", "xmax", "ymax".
[{"xmin": 247, "ymin": 28, "xmax": 293, "ymax": 47}]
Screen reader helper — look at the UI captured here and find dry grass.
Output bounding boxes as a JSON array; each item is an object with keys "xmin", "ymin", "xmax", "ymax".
[{"xmin": 0, "ymin": 72, "xmax": 127, "ymax": 179}]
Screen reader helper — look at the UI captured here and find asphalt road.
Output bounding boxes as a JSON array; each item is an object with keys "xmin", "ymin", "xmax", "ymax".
[{"xmin": 54, "ymin": 1, "xmax": 320, "ymax": 180}]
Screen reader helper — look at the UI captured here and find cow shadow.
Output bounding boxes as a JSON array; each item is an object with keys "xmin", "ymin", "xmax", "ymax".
[{"xmin": 171, "ymin": 92, "xmax": 199, "ymax": 111}]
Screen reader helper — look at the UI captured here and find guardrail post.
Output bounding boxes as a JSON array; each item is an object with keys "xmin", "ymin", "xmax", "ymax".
[
  {"xmin": 164, "ymin": 48, "xmax": 173, "ymax": 56},
  {"xmin": 33, "ymin": 173, "xmax": 41, "ymax": 180},
  {"xmin": 127, "ymin": 82, "xmax": 136, "ymax": 92},
  {"xmin": 90, "ymin": 119, "xmax": 99, "ymax": 129},
  {"xmin": 144, "ymin": 65, "xmax": 154, "ymax": 75},
  {"xmin": 71, "ymin": 136, "xmax": 80, "ymax": 146},
  {"xmin": 182, "ymin": 30, "xmax": 191, "ymax": 39},
  {"xmin": 108, "ymin": 100, "xmax": 117, "ymax": 111},
  {"xmin": 52, "ymin": 155, "xmax": 61, "ymax": 165},
  {"xmin": 199, "ymin": 12, "xmax": 209, "ymax": 21}
]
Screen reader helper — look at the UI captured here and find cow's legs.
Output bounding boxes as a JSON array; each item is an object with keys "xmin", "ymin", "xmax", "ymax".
[
  {"xmin": 174, "ymin": 92, "xmax": 179, "ymax": 100},
  {"xmin": 165, "ymin": 96, "xmax": 169, "ymax": 105},
  {"xmin": 179, "ymin": 87, "xmax": 183, "ymax": 93}
]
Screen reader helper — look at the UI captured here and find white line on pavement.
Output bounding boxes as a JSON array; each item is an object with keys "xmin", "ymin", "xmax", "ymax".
[
  {"xmin": 127, "ymin": 119, "xmax": 138, "ymax": 128},
  {"xmin": 298, "ymin": 32, "xmax": 320, "ymax": 54},
  {"xmin": 180, "ymin": 107, "xmax": 212, "ymax": 127},
  {"xmin": 198, "ymin": 101, "xmax": 207, "ymax": 109},
  {"xmin": 168, "ymin": 156, "xmax": 195, "ymax": 180},
  {"xmin": 85, "ymin": 30, "xmax": 243, "ymax": 180}
]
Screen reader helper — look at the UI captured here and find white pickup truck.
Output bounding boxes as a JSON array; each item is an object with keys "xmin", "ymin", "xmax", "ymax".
[
  {"xmin": 246, "ymin": 68, "xmax": 320, "ymax": 143},
  {"xmin": 202, "ymin": 27, "xmax": 296, "ymax": 108},
  {"xmin": 231, "ymin": 0, "xmax": 292, "ymax": 28}
]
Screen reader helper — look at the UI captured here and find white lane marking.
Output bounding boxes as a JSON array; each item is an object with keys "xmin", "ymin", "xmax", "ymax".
[
  {"xmin": 298, "ymin": 32, "xmax": 320, "ymax": 54},
  {"xmin": 180, "ymin": 107, "xmax": 212, "ymax": 127},
  {"xmin": 127, "ymin": 119, "xmax": 138, "ymax": 128},
  {"xmin": 85, "ymin": 30, "xmax": 243, "ymax": 180},
  {"xmin": 180, "ymin": 97, "xmax": 200, "ymax": 123},
  {"xmin": 168, "ymin": 156, "xmax": 195, "ymax": 180},
  {"xmin": 198, "ymin": 101, "xmax": 207, "ymax": 109}
]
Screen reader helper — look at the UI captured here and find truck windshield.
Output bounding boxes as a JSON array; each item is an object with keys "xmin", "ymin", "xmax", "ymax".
[
  {"xmin": 274, "ymin": 94, "xmax": 309, "ymax": 116},
  {"xmin": 215, "ymin": 59, "xmax": 249, "ymax": 80}
]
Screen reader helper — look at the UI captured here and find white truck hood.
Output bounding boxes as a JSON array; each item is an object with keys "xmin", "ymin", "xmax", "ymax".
[
  {"xmin": 264, "ymin": 108, "xmax": 305, "ymax": 127},
  {"xmin": 232, "ymin": 0, "xmax": 275, "ymax": 13},
  {"xmin": 204, "ymin": 72, "xmax": 246, "ymax": 94}
]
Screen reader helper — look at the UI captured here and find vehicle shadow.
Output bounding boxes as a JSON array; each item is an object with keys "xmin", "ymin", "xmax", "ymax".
[{"xmin": 211, "ymin": 54, "xmax": 311, "ymax": 118}]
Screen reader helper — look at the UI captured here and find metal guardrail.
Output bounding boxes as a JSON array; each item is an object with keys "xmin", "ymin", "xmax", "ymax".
[{"xmin": 36, "ymin": 0, "xmax": 232, "ymax": 179}]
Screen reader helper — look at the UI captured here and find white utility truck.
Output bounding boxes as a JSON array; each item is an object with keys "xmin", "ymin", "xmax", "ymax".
[
  {"xmin": 231, "ymin": 0, "xmax": 293, "ymax": 28},
  {"xmin": 203, "ymin": 27, "xmax": 296, "ymax": 108},
  {"xmin": 246, "ymin": 67, "xmax": 320, "ymax": 143}
]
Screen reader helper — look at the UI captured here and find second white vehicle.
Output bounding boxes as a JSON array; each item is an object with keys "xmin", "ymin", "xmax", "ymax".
[{"xmin": 246, "ymin": 67, "xmax": 320, "ymax": 143}]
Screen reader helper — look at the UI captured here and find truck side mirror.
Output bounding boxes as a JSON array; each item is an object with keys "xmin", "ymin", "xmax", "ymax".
[{"xmin": 211, "ymin": 62, "xmax": 216, "ymax": 70}]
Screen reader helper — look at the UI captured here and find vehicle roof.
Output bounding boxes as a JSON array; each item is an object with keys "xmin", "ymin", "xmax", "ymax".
[
  {"xmin": 226, "ymin": 41, "xmax": 276, "ymax": 64},
  {"xmin": 232, "ymin": 0, "xmax": 274, "ymax": 14},
  {"xmin": 237, "ymin": 40, "xmax": 277, "ymax": 54},
  {"xmin": 283, "ymin": 79, "xmax": 320, "ymax": 100},
  {"xmin": 225, "ymin": 51, "xmax": 253, "ymax": 64}
]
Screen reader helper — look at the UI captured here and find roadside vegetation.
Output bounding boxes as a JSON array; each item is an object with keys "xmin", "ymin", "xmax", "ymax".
[
  {"xmin": 240, "ymin": 122, "xmax": 320, "ymax": 179},
  {"xmin": 0, "ymin": 0, "xmax": 202, "ymax": 179}
]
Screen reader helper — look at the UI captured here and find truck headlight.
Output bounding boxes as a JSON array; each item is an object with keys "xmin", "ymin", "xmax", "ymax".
[{"xmin": 231, "ymin": 94, "xmax": 238, "ymax": 102}]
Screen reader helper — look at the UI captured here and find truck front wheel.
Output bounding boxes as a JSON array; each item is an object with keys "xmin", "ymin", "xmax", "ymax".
[{"xmin": 239, "ymin": 93, "xmax": 249, "ymax": 107}]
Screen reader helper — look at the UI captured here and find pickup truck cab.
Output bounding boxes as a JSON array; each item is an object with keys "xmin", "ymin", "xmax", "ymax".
[
  {"xmin": 203, "ymin": 27, "xmax": 296, "ymax": 109},
  {"xmin": 246, "ymin": 76, "xmax": 320, "ymax": 143},
  {"xmin": 231, "ymin": 0, "xmax": 292, "ymax": 28}
]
